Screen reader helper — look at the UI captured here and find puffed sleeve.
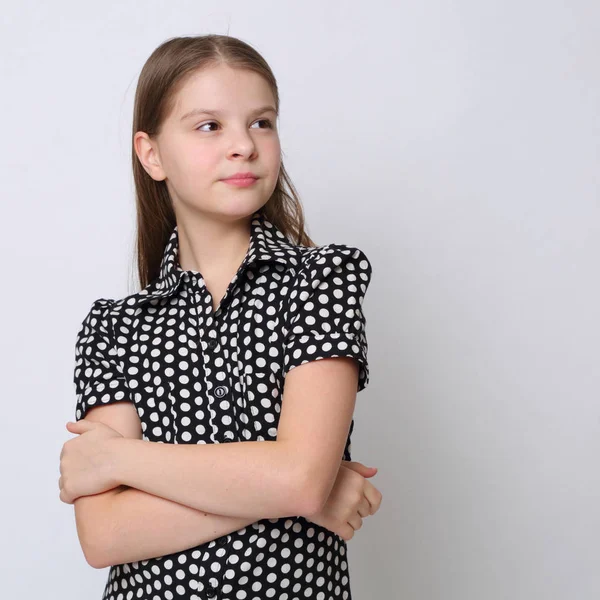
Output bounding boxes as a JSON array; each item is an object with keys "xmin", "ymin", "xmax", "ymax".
[
  {"xmin": 282, "ymin": 244, "xmax": 373, "ymax": 393},
  {"xmin": 73, "ymin": 298, "xmax": 132, "ymax": 421}
]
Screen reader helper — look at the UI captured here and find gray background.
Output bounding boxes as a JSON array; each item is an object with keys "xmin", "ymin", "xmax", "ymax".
[{"xmin": 1, "ymin": 0, "xmax": 598, "ymax": 598}]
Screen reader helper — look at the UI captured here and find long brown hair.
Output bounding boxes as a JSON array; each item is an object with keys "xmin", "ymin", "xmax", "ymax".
[{"xmin": 131, "ymin": 34, "xmax": 316, "ymax": 291}]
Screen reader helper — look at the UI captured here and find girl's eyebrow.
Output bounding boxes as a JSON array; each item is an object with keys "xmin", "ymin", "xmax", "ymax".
[{"xmin": 180, "ymin": 105, "xmax": 278, "ymax": 121}]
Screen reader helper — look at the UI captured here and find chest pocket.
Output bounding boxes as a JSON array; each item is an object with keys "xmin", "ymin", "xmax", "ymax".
[
  {"xmin": 239, "ymin": 318, "xmax": 286, "ymax": 442},
  {"xmin": 242, "ymin": 369, "xmax": 283, "ymax": 441},
  {"xmin": 237, "ymin": 267, "xmax": 289, "ymax": 441}
]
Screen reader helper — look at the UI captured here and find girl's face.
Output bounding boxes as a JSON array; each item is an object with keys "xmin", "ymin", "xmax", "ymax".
[{"xmin": 137, "ymin": 64, "xmax": 281, "ymax": 221}]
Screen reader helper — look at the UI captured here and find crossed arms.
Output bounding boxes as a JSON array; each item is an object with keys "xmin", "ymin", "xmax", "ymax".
[{"xmin": 73, "ymin": 357, "xmax": 359, "ymax": 568}]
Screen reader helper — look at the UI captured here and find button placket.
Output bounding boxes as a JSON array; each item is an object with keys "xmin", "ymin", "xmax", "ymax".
[
  {"xmin": 196, "ymin": 525, "xmax": 232, "ymax": 595},
  {"xmin": 190, "ymin": 283, "xmax": 220, "ymax": 442},
  {"xmin": 200, "ymin": 289, "xmax": 236, "ymax": 445},
  {"xmin": 201, "ymin": 554, "xmax": 229, "ymax": 599}
]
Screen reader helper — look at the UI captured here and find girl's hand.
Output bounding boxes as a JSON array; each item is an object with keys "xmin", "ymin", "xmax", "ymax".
[
  {"xmin": 59, "ymin": 420, "xmax": 124, "ymax": 504},
  {"xmin": 302, "ymin": 460, "xmax": 383, "ymax": 541}
]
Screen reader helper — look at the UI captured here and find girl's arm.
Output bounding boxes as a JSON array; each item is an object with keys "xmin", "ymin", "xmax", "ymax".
[
  {"xmin": 85, "ymin": 485, "xmax": 258, "ymax": 569},
  {"xmin": 109, "ymin": 358, "xmax": 358, "ymax": 521},
  {"xmin": 110, "ymin": 437, "xmax": 313, "ymax": 520}
]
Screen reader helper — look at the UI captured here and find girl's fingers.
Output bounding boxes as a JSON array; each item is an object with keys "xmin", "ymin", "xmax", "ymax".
[{"xmin": 362, "ymin": 481, "xmax": 382, "ymax": 515}]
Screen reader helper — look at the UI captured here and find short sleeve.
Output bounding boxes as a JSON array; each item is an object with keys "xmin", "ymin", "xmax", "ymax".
[
  {"xmin": 73, "ymin": 298, "xmax": 132, "ymax": 421},
  {"xmin": 282, "ymin": 244, "xmax": 373, "ymax": 393}
]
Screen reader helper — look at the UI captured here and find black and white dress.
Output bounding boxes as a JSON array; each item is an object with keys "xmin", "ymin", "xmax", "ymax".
[{"xmin": 73, "ymin": 209, "xmax": 373, "ymax": 600}]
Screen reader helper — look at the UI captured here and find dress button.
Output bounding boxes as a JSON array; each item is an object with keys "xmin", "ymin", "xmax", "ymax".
[
  {"xmin": 214, "ymin": 385, "xmax": 228, "ymax": 398},
  {"xmin": 206, "ymin": 580, "xmax": 219, "ymax": 599},
  {"xmin": 207, "ymin": 339, "xmax": 218, "ymax": 350},
  {"xmin": 217, "ymin": 535, "xmax": 228, "ymax": 546}
]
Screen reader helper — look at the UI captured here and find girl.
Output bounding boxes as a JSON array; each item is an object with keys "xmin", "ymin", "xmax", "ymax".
[{"xmin": 59, "ymin": 34, "xmax": 382, "ymax": 600}]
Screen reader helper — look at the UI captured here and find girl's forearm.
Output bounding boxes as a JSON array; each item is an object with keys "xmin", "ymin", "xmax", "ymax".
[
  {"xmin": 111, "ymin": 438, "xmax": 316, "ymax": 520},
  {"xmin": 94, "ymin": 486, "xmax": 259, "ymax": 569}
]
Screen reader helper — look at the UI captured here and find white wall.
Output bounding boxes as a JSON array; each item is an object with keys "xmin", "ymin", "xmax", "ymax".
[{"xmin": 1, "ymin": 1, "xmax": 598, "ymax": 598}]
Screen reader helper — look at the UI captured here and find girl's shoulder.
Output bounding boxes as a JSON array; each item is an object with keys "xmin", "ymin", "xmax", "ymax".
[{"xmin": 294, "ymin": 241, "xmax": 372, "ymax": 281}]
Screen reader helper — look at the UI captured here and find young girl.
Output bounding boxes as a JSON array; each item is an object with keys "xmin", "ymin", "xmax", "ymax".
[{"xmin": 59, "ymin": 34, "xmax": 382, "ymax": 600}]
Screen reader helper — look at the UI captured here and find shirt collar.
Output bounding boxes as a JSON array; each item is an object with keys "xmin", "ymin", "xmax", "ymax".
[{"xmin": 134, "ymin": 210, "xmax": 296, "ymax": 305}]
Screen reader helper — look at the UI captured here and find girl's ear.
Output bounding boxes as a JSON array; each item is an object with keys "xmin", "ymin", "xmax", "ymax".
[{"xmin": 134, "ymin": 132, "xmax": 167, "ymax": 181}]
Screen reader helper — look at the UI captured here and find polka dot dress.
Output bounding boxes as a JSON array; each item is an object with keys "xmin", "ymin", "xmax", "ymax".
[{"xmin": 73, "ymin": 210, "xmax": 373, "ymax": 600}]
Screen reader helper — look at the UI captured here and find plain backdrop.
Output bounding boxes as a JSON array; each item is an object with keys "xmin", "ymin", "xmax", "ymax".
[{"xmin": 1, "ymin": 1, "xmax": 598, "ymax": 598}]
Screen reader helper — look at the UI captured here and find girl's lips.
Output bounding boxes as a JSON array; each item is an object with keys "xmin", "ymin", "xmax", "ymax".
[{"xmin": 221, "ymin": 176, "xmax": 258, "ymax": 188}]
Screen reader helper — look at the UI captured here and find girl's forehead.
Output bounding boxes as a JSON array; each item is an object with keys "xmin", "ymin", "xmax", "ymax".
[{"xmin": 174, "ymin": 66, "xmax": 273, "ymax": 107}]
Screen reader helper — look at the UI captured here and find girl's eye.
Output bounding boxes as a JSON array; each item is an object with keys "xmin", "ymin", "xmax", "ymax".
[
  {"xmin": 195, "ymin": 118, "xmax": 274, "ymax": 132},
  {"xmin": 196, "ymin": 121, "xmax": 219, "ymax": 132},
  {"xmin": 252, "ymin": 118, "xmax": 273, "ymax": 129}
]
